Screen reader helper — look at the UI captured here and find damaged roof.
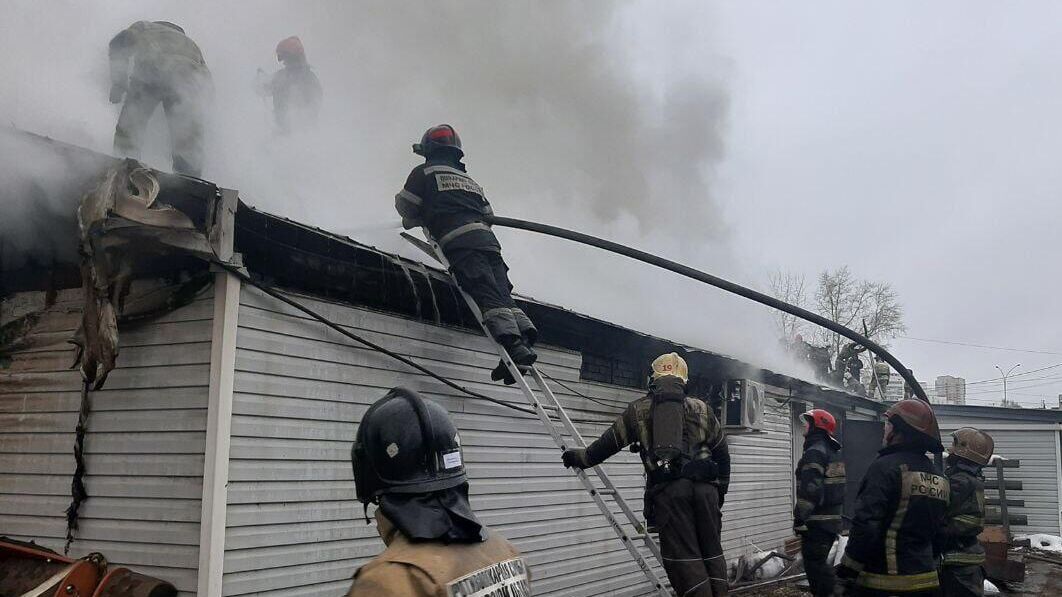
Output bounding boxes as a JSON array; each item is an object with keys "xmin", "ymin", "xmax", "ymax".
[{"xmin": 0, "ymin": 125, "xmax": 880, "ymax": 411}]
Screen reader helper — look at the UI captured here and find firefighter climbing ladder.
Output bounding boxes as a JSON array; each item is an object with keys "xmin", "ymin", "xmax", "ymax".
[{"xmin": 402, "ymin": 232, "xmax": 671, "ymax": 597}]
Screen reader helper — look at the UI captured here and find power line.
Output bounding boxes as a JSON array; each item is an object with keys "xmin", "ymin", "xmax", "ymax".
[
  {"xmin": 966, "ymin": 362, "xmax": 1062, "ymax": 385},
  {"xmin": 898, "ymin": 336, "xmax": 1062, "ymax": 356},
  {"xmin": 963, "ymin": 372, "xmax": 1062, "ymax": 389},
  {"xmin": 216, "ymin": 261, "xmax": 537, "ymax": 416},
  {"xmin": 964, "ymin": 377, "xmax": 1062, "ymax": 396}
]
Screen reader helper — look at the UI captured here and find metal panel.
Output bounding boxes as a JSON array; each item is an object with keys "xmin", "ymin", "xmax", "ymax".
[
  {"xmin": 938, "ymin": 418, "xmax": 1061, "ymax": 536},
  {"xmin": 223, "ymin": 286, "xmax": 798, "ymax": 596},
  {"xmin": 0, "ymin": 289, "xmax": 213, "ymax": 595}
]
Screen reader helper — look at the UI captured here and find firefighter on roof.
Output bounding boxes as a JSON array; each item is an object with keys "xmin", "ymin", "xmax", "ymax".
[
  {"xmin": 395, "ymin": 125, "xmax": 538, "ymax": 382},
  {"xmin": 109, "ymin": 21, "xmax": 212, "ymax": 177},
  {"xmin": 838, "ymin": 399, "xmax": 948, "ymax": 596},
  {"xmin": 793, "ymin": 408, "xmax": 846, "ymax": 597},
  {"xmin": 347, "ymin": 387, "xmax": 531, "ymax": 596},
  {"xmin": 937, "ymin": 427, "xmax": 993, "ymax": 597},
  {"xmin": 255, "ymin": 36, "xmax": 323, "ymax": 135},
  {"xmin": 561, "ymin": 353, "xmax": 731, "ymax": 596}
]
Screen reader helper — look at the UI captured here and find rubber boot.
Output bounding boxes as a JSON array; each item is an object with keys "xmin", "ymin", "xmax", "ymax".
[
  {"xmin": 491, "ymin": 361, "xmax": 518, "ymax": 385},
  {"xmin": 503, "ymin": 337, "xmax": 537, "ymax": 367}
]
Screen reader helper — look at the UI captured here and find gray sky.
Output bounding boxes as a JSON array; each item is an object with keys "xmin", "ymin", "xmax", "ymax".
[{"xmin": 2, "ymin": 1, "xmax": 1058, "ymax": 405}]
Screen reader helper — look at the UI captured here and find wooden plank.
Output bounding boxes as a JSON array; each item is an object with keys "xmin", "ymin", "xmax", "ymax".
[
  {"xmin": 0, "ymin": 494, "xmax": 202, "ymax": 523},
  {"xmin": 985, "ymin": 480, "xmax": 1023, "ymax": 491},
  {"xmin": 0, "ymin": 452, "xmax": 203, "ymax": 476},
  {"xmin": 0, "ymin": 387, "xmax": 208, "ymax": 413},
  {"xmin": 237, "ymin": 291, "xmax": 584, "ymax": 371},
  {"xmin": 985, "ymin": 498, "xmax": 1025, "ymax": 507}
]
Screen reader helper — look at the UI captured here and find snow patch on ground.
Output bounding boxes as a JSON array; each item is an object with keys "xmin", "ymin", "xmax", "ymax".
[
  {"xmin": 983, "ymin": 579, "xmax": 1000, "ymax": 594},
  {"xmin": 1017, "ymin": 533, "xmax": 1062, "ymax": 553}
]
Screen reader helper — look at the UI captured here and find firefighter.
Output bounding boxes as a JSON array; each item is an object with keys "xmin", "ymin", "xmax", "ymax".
[
  {"xmin": 868, "ymin": 357, "xmax": 891, "ymax": 399},
  {"xmin": 793, "ymin": 409, "xmax": 846, "ymax": 597},
  {"xmin": 255, "ymin": 36, "xmax": 323, "ymax": 135},
  {"xmin": 937, "ymin": 428, "xmax": 993, "ymax": 597},
  {"xmin": 109, "ymin": 21, "xmax": 212, "ymax": 177},
  {"xmin": 561, "ymin": 353, "xmax": 730, "ymax": 597},
  {"xmin": 836, "ymin": 342, "xmax": 867, "ymax": 388},
  {"xmin": 838, "ymin": 399, "xmax": 948, "ymax": 596},
  {"xmin": 348, "ymin": 387, "xmax": 531, "ymax": 596},
  {"xmin": 395, "ymin": 124, "xmax": 538, "ymax": 381}
]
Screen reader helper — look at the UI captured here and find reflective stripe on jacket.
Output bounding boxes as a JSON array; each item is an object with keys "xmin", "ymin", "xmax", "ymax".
[
  {"xmin": 841, "ymin": 444, "xmax": 949, "ymax": 592},
  {"xmin": 395, "ymin": 159, "xmax": 501, "ymax": 253}
]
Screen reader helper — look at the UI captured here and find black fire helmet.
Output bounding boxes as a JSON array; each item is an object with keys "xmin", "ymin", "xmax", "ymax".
[
  {"xmin": 412, "ymin": 124, "xmax": 463, "ymax": 158},
  {"xmin": 352, "ymin": 387, "xmax": 467, "ymax": 505}
]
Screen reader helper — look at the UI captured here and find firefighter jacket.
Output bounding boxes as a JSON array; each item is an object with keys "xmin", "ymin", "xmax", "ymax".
[
  {"xmin": 348, "ymin": 511, "xmax": 531, "ymax": 596},
  {"xmin": 575, "ymin": 390, "xmax": 731, "ymax": 495},
  {"xmin": 936, "ymin": 460, "xmax": 986, "ymax": 567},
  {"xmin": 395, "ymin": 157, "xmax": 501, "ymax": 253},
  {"xmin": 265, "ymin": 64, "xmax": 322, "ymax": 133},
  {"xmin": 110, "ymin": 21, "xmax": 210, "ymax": 91},
  {"xmin": 794, "ymin": 432, "xmax": 846, "ymax": 535},
  {"xmin": 841, "ymin": 444, "xmax": 949, "ymax": 593}
]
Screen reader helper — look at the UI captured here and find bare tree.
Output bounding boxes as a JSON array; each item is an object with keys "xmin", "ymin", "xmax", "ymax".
[
  {"xmin": 767, "ymin": 269, "xmax": 808, "ymax": 342},
  {"xmin": 812, "ymin": 266, "xmax": 905, "ymax": 359}
]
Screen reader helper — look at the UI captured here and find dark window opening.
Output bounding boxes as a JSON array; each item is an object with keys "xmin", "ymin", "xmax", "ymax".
[{"xmin": 580, "ymin": 352, "xmax": 645, "ymax": 389}]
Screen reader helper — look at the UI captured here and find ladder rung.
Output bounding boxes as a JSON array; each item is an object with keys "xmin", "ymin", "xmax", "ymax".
[{"xmin": 596, "ymin": 489, "xmax": 617, "ymax": 496}]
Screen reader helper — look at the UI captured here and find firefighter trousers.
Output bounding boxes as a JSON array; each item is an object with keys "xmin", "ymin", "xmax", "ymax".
[
  {"xmin": 651, "ymin": 478, "xmax": 727, "ymax": 597},
  {"xmin": 939, "ymin": 565, "xmax": 983, "ymax": 597},
  {"xmin": 800, "ymin": 528, "xmax": 838, "ymax": 597},
  {"xmin": 447, "ymin": 249, "xmax": 535, "ymax": 344},
  {"xmin": 114, "ymin": 79, "xmax": 205, "ymax": 177}
]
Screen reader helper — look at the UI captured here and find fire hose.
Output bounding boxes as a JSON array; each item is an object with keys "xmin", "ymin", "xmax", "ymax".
[{"xmin": 485, "ymin": 215, "xmax": 929, "ymax": 403}]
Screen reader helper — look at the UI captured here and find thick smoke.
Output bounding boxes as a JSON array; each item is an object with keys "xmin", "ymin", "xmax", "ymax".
[{"xmin": 1, "ymin": 1, "xmax": 806, "ymax": 375}]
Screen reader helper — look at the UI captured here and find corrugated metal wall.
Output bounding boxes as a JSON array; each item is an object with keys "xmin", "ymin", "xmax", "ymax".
[
  {"xmin": 938, "ymin": 419, "xmax": 1061, "ymax": 536},
  {"xmin": 222, "ymin": 286, "xmax": 795, "ymax": 596},
  {"xmin": 0, "ymin": 287, "xmax": 212, "ymax": 595}
]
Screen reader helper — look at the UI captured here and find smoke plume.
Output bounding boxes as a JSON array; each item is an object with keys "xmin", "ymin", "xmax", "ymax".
[{"xmin": 1, "ymin": 1, "xmax": 807, "ymax": 375}]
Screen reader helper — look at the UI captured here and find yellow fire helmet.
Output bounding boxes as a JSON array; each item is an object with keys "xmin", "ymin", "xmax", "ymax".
[{"xmin": 650, "ymin": 352, "xmax": 689, "ymax": 384}]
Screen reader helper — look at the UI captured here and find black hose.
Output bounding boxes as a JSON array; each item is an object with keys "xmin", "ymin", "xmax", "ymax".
[
  {"xmin": 214, "ymin": 262, "xmax": 537, "ymax": 416},
  {"xmin": 486, "ymin": 215, "xmax": 928, "ymax": 403}
]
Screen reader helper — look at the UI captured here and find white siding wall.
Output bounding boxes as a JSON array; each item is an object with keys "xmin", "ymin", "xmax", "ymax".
[
  {"xmin": 222, "ymin": 286, "xmax": 797, "ymax": 596},
  {"xmin": 0, "ymin": 287, "xmax": 212, "ymax": 595},
  {"xmin": 938, "ymin": 418, "xmax": 1062, "ymax": 536},
  {"xmin": 720, "ymin": 395, "xmax": 794, "ymax": 557}
]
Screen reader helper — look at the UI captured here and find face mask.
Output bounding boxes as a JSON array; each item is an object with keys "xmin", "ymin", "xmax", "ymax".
[
  {"xmin": 881, "ymin": 420, "xmax": 893, "ymax": 447},
  {"xmin": 801, "ymin": 419, "xmax": 811, "ymax": 436}
]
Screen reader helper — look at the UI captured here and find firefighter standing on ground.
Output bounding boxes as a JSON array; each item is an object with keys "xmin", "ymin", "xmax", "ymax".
[
  {"xmin": 348, "ymin": 387, "xmax": 531, "ymax": 596},
  {"xmin": 109, "ymin": 21, "xmax": 212, "ymax": 177},
  {"xmin": 838, "ymin": 399, "xmax": 949, "ymax": 596},
  {"xmin": 561, "ymin": 353, "xmax": 731, "ymax": 597},
  {"xmin": 255, "ymin": 36, "xmax": 323, "ymax": 135},
  {"xmin": 395, "ymin": 125, "xmax": 538, "ymax": 382},
  {"xmin": 793, "ymin": 409, "xmax": 846, "ymax": 597},
  {"xmin": 937, "ymin": 428, "xmax": 993, "ymax": 597}
]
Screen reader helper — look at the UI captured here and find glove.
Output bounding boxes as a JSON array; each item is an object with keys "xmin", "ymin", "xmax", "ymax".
[
  {"xmin": 562, "ymin": 448, "xmax": 589, "ymax": 469},
  {"xmin": 109, "ymin": 83, "xmax": 126, "ymax": 104},
  {"xmin": 629, "ymin": 442, "xmax": 642, "ymax": 453}
]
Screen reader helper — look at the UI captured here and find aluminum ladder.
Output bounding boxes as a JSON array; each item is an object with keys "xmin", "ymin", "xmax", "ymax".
[{"xmin": 402, "ymin": 232, "xmax": 671, "ymax": 596}]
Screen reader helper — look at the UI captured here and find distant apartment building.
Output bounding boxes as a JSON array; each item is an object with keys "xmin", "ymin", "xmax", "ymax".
[{"xmin": 935, "ymin": 375, "xmax": 967, "ymax": 406}]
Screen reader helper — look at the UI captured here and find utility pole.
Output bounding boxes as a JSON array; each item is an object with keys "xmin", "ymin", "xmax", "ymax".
[{"xmin": 994, "ymin": 363, "xmax": 1021, "ymax": 407}]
